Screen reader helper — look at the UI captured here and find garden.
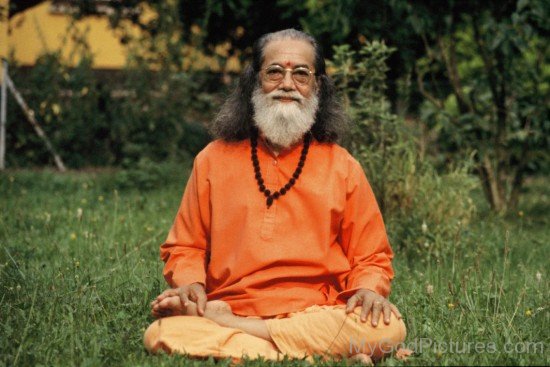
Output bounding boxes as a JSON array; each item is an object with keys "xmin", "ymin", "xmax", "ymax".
[{"xmin": 1, "ymin": 1, "xmax": 548, "ymax": 365}]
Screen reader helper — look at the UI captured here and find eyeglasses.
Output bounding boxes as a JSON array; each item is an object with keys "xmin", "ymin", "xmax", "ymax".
[{"xmin": 261, "ymin": 65, "xmax": 315, "ymax": 85}]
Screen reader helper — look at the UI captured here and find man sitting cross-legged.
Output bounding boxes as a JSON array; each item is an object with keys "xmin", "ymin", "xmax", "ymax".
[
  {"xmin": 143, "ymin": 29, "xmax": 408, "ymax": 364},
  {"xmin": 148, "ymin": 286, "xmax": 405, "ymax": 364}
]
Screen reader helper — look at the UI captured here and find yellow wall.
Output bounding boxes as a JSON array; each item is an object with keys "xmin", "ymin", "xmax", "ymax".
[
  {"xmin": 0, "ymin": 0, "xmax": 8, "ymax": 83},
  {"xmin": 6, "ymin": 1, "xmax": 241, "ymax": 72},
  {"xmin": 8, "ymin": 1, "xmax": 139, "ymax": 69},
  {"xmin": 1, "ymin": 0, "xmax": 8, "ymax": 60}
]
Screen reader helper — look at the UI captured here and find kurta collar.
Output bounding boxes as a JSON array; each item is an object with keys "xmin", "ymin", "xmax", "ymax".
[{"xmin": 257, "ymin": 134, "xmax": 308, "ymax": 159}]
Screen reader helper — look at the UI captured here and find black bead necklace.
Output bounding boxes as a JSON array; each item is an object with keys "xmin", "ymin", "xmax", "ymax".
[{"xmin": 251, "ymin": 131, "xmax": 311, "ymax": 208}]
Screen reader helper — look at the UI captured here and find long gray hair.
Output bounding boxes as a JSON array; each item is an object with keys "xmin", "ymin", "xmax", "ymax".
[{"xmin": 209, "ymin": 29, "xmax": 349, "ymax": 142}]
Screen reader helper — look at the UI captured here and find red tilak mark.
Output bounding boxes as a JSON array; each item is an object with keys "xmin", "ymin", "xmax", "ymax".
[{"xmin": 284, "ymin": 61, "xmax": 292, "ymax": 67}]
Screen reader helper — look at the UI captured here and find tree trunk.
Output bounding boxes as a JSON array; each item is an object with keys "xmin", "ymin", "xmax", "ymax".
[{"xmin": 480, "ymin": 154, "xmax": 506, "ymax": 213}]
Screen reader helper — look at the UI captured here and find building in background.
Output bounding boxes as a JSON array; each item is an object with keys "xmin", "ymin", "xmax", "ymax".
[
  {"xmin": 3, "ymin": 0, "xmax": 240, "ymax": 72},
  {"xmin": 6, "ymin": 0, "xmax": 142, "ymax": 69}
]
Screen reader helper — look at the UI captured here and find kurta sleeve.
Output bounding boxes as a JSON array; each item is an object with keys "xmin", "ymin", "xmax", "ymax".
[
  {"xmin": 160, "ymin": 156, "xmax": 211, "ymax": 288},
  {"xmin": 337, "ymin": 158, "xmax": 394, "ymax": 300}
]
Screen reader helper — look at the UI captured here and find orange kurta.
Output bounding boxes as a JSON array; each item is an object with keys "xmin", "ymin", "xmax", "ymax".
[{"xmin": 161, "ymin": 138, "xmax": 394, "ymax": 317}]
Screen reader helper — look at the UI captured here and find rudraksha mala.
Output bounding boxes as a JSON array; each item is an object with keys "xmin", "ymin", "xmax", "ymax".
[{"xmin": 250, "ymin": 130, "xmax": 311, "ymax": 208}]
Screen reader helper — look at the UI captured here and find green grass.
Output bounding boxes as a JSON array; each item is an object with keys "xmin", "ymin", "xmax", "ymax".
[{"xmin": 0, "ymin": 169, "xmax": 548, "ymax": 366}]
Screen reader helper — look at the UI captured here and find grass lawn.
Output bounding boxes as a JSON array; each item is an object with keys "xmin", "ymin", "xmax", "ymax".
[{"xmin": 1, "ymin": 168, "xmax": 548, "ymax": 366}]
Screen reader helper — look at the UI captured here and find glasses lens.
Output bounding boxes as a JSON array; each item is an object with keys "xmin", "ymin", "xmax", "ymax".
[
  {"xmin": 264, "ymin": 66, "xmax": 312, "ymax": 84},
  {"xmin": 265, "ymin": 66, "xmax": 284, "ymax": 82},
  {"xmin": 292, "ymin": 68, "xmax": 311, "ymax": 84}
]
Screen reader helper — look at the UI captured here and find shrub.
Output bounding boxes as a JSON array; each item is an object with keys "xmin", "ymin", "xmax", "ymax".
[
  {"xmin": 330, "ymin": 42, "xmax": 477, "ymax": 260},
  {"xmin": 7, "ymin": 52, "xmax": 111, "ymax": 168},
  {"xmin": 114, "ymin": 156, "xmax": 192, "ymax": 191},
  {"xmin": 6, "ymin": 38, "xmax": 214, "ymax": 168}
]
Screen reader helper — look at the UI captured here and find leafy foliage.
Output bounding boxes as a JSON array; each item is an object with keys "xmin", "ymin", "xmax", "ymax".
[
  {"xmin": 330, "ymin": 42, "xmax": 476, "ymax": 260},
  {"xmin": 402, "ymin": 0, "xmax": 550, "ymax": 212},
  {"xmin": 115, "ymin": 158, "xmax": 192, "ymax": 191},
  {"xmin": 7, "ymin": 52, "xmax": 111, "ymax": 167},
  {"xmin": 8, "ymin": 0, "xmax": 548, "ymax": 213},
  {"xmin": 6, "ymin": 20, "xmax": 214, "ymax": 168}
]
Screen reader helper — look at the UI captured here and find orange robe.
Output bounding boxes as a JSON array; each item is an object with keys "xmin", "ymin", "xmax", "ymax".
[{"xmin": 160, "ymin": 138, "xmax": 394, "ymax": 317}]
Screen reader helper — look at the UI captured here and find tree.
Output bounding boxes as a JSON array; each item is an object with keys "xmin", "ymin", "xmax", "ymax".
[
  {"xmin": 329, "ymin": 41, "xmax": 476, "ymax": 260},
  {"xmin": 74, "ymin": 0, "xmax": 304, "ymax": 62},
  {"xmin": 402, "ymin": 0, "xmax": 549, "ymax": 213},
  {"xmin": 73, "ymin": 0, "xmax": 549, "ymax": 212}
]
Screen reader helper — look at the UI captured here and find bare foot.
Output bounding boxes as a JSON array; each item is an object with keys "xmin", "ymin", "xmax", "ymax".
[
  {"xmin": 151, "ymin": 292, "xmax": 233, "ymax": 322},
  {"xmin": 152, "ymin": 295, "xmax": 272, "ymax": 342},
  {"xmin": 151, "ymin": 288, "xmax": 180, "ymax": 318},
  {"xmin": 349, "ymin": 353, "xmax": 374, "ymax": 365},
  {"xmin": 395, "ymin": 347, "xmax": 413, "ymax": 361},
  {"xmin": 151, "ymin": 293, "xmax": 184, "ymax": 318},
  {"xmin": 202, "ymin": 300, "xmax": 234, "ymax": 326}
]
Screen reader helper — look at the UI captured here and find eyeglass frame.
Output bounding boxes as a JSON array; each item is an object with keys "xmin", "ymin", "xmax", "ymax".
[{"xmin": 260, "ymin": 64, "xmax": 317, "ymax": 86}]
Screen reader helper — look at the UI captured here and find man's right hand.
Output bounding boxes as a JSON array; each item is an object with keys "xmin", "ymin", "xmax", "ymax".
[
  {"xmin": 152, "ymin": 282, "xmax": 207, "ymax": 317},
  {"xmin": 178, "ymin": 282, "xmax": 207, "ymax": 316}
]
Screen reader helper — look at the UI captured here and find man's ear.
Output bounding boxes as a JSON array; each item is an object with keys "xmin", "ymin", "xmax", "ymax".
[
  {"xmin": 312, "ymin": 75, "xmax": 321, "ymax": 93},
  {"xmin": 314, "ymin": 74, "xmax": 326, "ymax": 95}
]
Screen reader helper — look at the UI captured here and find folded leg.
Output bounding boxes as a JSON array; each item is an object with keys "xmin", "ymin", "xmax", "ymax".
[
  {"xmin": 265, "ymin": 305, "xmax": 406, "ymax": 361},
  {"xmin": 144, "ymin": 315, "xmax": 280, "ymax": 362}
]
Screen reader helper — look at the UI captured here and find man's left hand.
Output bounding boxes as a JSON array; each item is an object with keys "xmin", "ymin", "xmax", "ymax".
[{"xmin": 346, "ymin": 289, "xmax": 402, "ymax": 326}]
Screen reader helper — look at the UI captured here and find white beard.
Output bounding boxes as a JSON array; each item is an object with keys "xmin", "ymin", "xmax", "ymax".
[{"xmin": 251, "ymin": 86, "xmax": 319, "ymax": 148}]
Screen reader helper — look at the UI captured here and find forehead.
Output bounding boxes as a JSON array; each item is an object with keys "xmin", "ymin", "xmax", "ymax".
[{"xmin": 262, "ymin": 38, "xmax": 315, "ymax": 68}]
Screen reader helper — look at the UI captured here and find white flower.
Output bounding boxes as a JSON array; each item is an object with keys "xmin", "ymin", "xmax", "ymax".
[
  {"xmin": 421, "ymin": 221, "xmax": 428, "ymax": 233},
  {"xmin": 536, "ymin": 271, "xmax": 542, "ymax": 282},
  {"xmin": 76, "ymin": 208, "xmax": 83, "ymax": 220},
  {"xmin": 426, "ymin": 284, "xmax": 434, "ymax": 295}
]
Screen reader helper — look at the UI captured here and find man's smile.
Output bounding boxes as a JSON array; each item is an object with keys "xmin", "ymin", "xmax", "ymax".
[{"xmin": 273, "ymin": 96, "xmax": 300, "ymax": 103}]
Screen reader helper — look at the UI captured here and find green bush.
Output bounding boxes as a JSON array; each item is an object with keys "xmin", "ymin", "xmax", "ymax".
[
  {"xmin": 330, "ymin": 42, "xmax": 477, "ymax": 260},
  {"xmin": 7, "ymin": 52, "xmax": 111, "ymax": 167},
  {"xmin": 6, "ymin": 53, "xmax": 214, "ymax": 168},
  {"xmin": 114, "ymin": 157, "xmax": 192, "ymax": 191},
  {"xmin": 108, "ymin": 66, "xmax": 215, "ymax": 167}
]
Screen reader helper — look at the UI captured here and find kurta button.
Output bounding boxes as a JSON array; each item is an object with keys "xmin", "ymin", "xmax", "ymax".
[{"xmin": 273, "ymin": 160, "xmax": 278, "ymax": 165}]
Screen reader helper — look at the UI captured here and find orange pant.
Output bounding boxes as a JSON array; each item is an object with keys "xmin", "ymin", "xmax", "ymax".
[{"xmin": 144, "ymin": 305, "xmax": 406, "ymax": 362}]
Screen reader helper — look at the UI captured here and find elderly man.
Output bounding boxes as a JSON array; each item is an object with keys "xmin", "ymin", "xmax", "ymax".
[{"xmin": 144, "ymin": 29, "xmax": 406, "ymax": 364}]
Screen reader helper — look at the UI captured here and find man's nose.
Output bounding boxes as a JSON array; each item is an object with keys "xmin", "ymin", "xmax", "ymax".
[{"xmin": 279, "ymin": 71, "xmax": 295, "ymax": 91}]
